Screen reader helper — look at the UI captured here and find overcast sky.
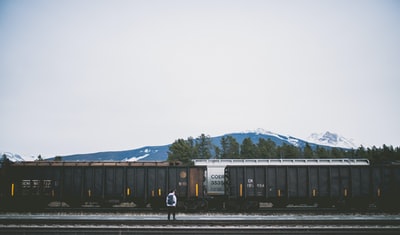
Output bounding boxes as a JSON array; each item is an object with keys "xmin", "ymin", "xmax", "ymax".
[{"xmin": 1, "ymin": 0, "xmax": 399, "ymax": 158}]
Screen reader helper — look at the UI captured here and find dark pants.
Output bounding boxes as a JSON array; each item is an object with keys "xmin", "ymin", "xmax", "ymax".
[{"xmin": 167, "ymin": 206, "xmax": 176, "ymax": 220}]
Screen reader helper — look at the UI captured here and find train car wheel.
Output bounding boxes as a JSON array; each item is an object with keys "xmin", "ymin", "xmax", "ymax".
[
  {"xmin": 225, "ymin": 200, "xmax": 242, "ymax": 211},
  {"xmin": 241, "ymin": 201, "xmax": 259, "ymax": 211},
  {"xmin": 150, "ymin": 200, "xmax": 163, "ymax": 210},
  {"xmin": 348, "ymin": 198, "xmax": 369, "ymax": 210},
  {"xmin": 272, "ymin": 200, "xmax": 288, "ymax": 208}
]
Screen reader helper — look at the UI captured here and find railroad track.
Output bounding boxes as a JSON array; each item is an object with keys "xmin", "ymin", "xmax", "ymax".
[
  {"xmin": 2, "ymin": 226, "xmax": 399, "ymax": 235},
  {"xmin": 1, "ymin": 213, "xmax": 400, "ymax": 234},
  {"xmin": 0, "ymin": 205, "xmax": 387, "ymax": 214}
]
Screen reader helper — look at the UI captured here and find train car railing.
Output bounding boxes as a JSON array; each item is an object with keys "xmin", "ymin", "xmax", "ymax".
[{"xmin": 193, "ymin": 158, "xmax": 370, "ymax": 166}]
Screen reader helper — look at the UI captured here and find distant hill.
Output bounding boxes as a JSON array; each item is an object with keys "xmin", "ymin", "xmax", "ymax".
[
  {"xmin": 47, "ymin": 130, "xmax": 355, "ymax": 162},
  {"xmin": 52, "ymin": 145, "xmax": 170, "ymax": 162}
]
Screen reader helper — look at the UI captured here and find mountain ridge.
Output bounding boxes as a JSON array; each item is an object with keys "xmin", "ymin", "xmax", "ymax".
[
  {"xmin": 3, "ymin": 130, "xmax": 357, "ymax": 162},
  {"xmin": 53, "ymin": 130, "xmax": 356, "ymax": 162}
]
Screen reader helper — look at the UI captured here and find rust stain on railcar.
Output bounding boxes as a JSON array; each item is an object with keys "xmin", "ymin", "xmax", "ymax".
[{"xmin": 189, "ymin": 168, "xmax": 205, "ymax": 198}]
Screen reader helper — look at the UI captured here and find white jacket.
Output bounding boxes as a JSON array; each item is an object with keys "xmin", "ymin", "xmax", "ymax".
[{"xmin": 166, "ymin": 192, "xmax": 177, "ymax": 207}]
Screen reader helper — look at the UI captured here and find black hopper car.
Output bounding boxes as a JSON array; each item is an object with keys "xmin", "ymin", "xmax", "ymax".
[
  {"xmin": 195, "ymin": 159, "xmax": 400, "ymax": 211},
  {"xmin": 0, "ymin": 161, "xmax": 206, "ymax": 210}
]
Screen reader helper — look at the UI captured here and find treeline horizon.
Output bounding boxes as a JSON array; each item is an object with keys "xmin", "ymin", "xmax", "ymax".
[{"xmin": 167, "ymin": 134, "xmax": 400, "ymax": 165}]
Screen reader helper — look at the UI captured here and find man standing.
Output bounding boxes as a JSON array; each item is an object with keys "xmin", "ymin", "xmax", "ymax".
[{"xmin": 166, "ymin": 189, "xmax": 177, "ymax": 220}]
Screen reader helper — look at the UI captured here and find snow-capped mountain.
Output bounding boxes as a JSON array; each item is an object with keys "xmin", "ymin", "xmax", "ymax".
[
  {"xmin": 307, "ymin": 131, "xmax": 357, "ymax": 149},
  {"xmin": 3, "ymin": 130, "xmax": 357, "ymax": 162},
  {"xmin": 1, "ymin": 151, "xmax": 25, "ymax": 162}
]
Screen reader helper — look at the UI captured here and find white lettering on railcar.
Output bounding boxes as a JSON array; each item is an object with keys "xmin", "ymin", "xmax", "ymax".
[{"xmin": 209, "ymin": 174, "xmax": 225, "ymax": 190}]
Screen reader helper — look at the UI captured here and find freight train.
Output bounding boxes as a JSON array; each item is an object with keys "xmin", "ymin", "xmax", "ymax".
[{"xmin": 1, "ymin": 158, "xmax": 399, "ymax": 211}]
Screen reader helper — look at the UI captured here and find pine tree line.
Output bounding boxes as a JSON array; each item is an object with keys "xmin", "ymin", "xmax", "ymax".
[{"xmin": 167, "ymin": 134, "xmax": 400, "ymax": 165}]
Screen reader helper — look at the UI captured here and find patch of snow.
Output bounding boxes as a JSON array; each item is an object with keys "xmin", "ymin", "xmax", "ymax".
[
  {"xmin": 126, "ymin": 154, "xmax": 150, "ymax": 162},
  {"xmin": 253, "ymin": 128, "xmax": 281, "ymax": 137},
  {"xmin": 140, "ymin": 148, "xmax": 158, "ymax": 154},
  {"xmin": 248, "ymin": 128, "xmax": 301, "ymax": 147},
  {"xmin": 247, "ymin": 128, "xmax": 286, "ymax": 140},
  {"xmin": 287, "ymin": 137, "xmax": 300, "ymax": 147},
  {"xmin": 1, "ymin": 151, "xmax": 25, "ymax": 162}
]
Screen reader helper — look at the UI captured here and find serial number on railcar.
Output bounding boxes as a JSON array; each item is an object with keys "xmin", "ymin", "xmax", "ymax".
[{"xmin": 211, "ymin": 180, "xmax": 224, "ymax": 185}]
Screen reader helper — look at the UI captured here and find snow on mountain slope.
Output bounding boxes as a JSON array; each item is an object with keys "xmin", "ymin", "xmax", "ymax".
[
  {"xmin": 307, "ymin": 131, "xmax": 357, "ymax": 149},
  {"xmin": 0, "ymin": 151, "xmax": 25, "ymax": 162},
  {"xmin": 251, "ymin": 128, "xmax": 301, "ymax": 147},
  {"xmin": 124, "ymin": 148, "xmax": 159, "ymax": 161}
]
